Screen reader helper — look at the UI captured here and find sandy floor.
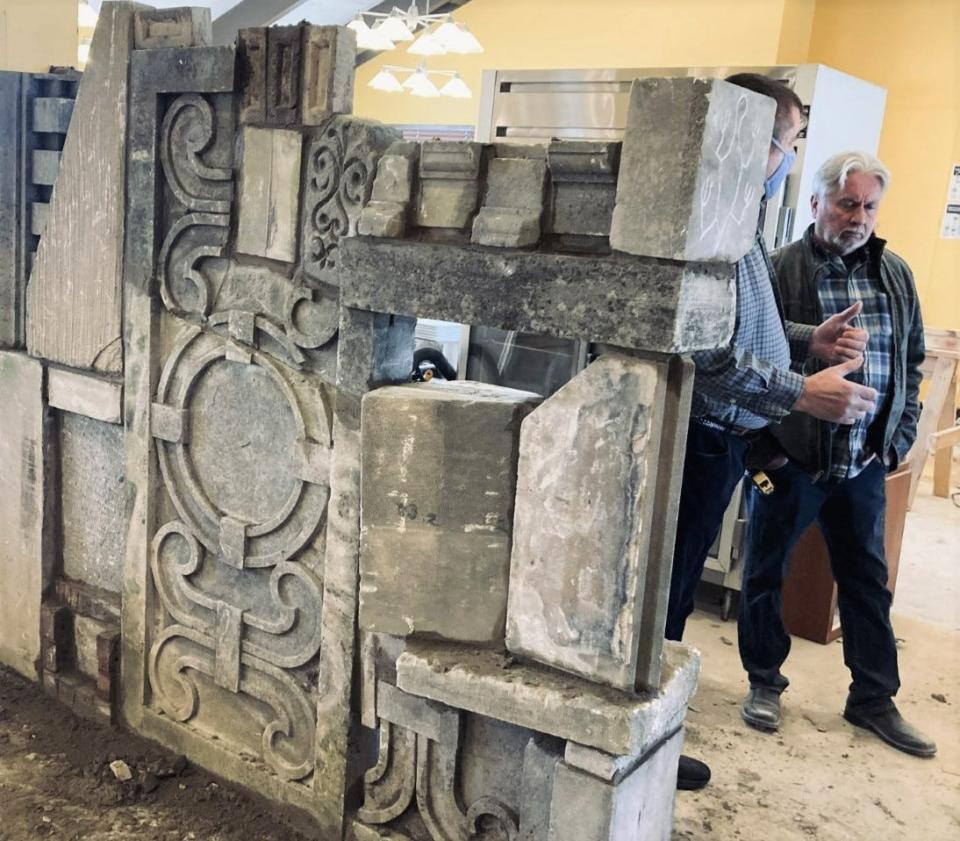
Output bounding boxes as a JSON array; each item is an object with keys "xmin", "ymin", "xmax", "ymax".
[{"xmin": 672, "ymin": 608, "xmax": 960, "ymax": 840}]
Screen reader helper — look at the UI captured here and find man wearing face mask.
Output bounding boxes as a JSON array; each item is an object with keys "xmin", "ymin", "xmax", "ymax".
[
  {"xmin": 737, "ymin": 151, "xmax": 934, "ymax": 758},
  {"xmin": 667, "ymin": 76, "xmax": 879, "ymax": 791}
]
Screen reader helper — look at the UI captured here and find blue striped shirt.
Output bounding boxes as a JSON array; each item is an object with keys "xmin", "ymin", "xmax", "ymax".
[{"xmin": 691, "ymin": 234, "xmax": 807, "ymax": 430}]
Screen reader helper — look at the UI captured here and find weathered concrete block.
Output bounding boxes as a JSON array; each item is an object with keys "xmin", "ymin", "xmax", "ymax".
[
  {"xmin": 60, "ymin": 412, "xmax": 126, "ymax": 593},
  {"xmin": 360, "ymin": 381, "xmax": 540, "ymax": 643},
  {"xmin": 505, "ymin": 354, "xmax": 684, "ymax": 690},
  {"xmin": 339, "ymin": 237, "xmax": 735, "ymax": 355},
  {"xmin": 0, "ymin": 73, "xmax": 21, "ymax": 349},
  {"xmin": 30, "ymin": 202, "xmax": 49, "ymax": 237},
  {"xmin": 610, "ymin": 77, "xmax": 775, "ymax": 263},
  {"xmin": 31, "ymin": 148, "xmax": 61, "ymax": 185},
  {"xmin": 472, "ymin": 209, "xmax": 541, "ymax": 248},
  {"xmin": 486, "ymin": 156, "xmax": 547, "ymax": 211},
  {"xmin": 267, "ymin": 26, "xmax": 302, "ymax": 126},
  {"xmin": 371, "ymin": 154, "xmax": 415, "ymax": 204},
  {"xmin": 32, "ymin": 96, "xmax": 74, "ymax": 134},
  {"xmin": 547, "ymin": 729, "xmax": 683, "ymax": 841},
  {"xmin": 237, "ymin": 28, "xmax": 267, "ymax": 124},
  {"xmin": 396, "ymin": 640, "xmax": 700, "ymax": 757},
  {"xmin": 133, "ymin": 7, "xmax": 212, "ymax": 48},
  {"xmin": 357, "ymin": 201, "xmax": 406, "ymax": 238},
  {"xmin": 47, "ymin": 367, "xmax": 122, "ymax": 424},
  {"xmin": 26, "ymin": 3, "xmax": 140, "ymax": 372},
  {"xmin": 547, "ymin": 141, "xmax": 620, "ymax": 238},
  {"xmin": 302, "ymin": 25, "xmax": 356, "ymax": 124},
  {"xmin": 0, "ymin": 351, "xmax": 51, "ymax": 679},
  {"xmin": 415, "ymin": 141, "xmax": 483, "ymax": 229},
  {"xmin": 519, "ymin": 736, "xmax": 564, "ymax": 841},
  {"xmin": 236, "ymin": 126, "xmax": 302, "ymax": 262}
]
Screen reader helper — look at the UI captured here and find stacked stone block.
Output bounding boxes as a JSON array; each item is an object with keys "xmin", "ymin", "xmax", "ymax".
[{"xmin": 0, "ymin": 10, "xmax": 778, "ymax": 838}]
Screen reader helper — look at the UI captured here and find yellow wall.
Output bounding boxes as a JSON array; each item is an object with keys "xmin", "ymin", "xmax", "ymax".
[
  {"xmin": 354, "ymin": 0, "xmax": 797, "ymax": 126},
  {"xmin": 0, "ymin": 0, "xmax": 77, "ymax": 72},
  {"xmin": 806, "ymin": 0, "xmax": 960, "ymax": 330}
]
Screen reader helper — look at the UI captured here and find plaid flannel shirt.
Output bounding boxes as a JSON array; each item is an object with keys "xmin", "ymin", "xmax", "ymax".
[
  {"xmin": 812, "ymin": 241, "xmax": 893, "ymax": 479},
  {"xmin": 691, "ymin": 234, "xmax": 806, "ymax": 430}
]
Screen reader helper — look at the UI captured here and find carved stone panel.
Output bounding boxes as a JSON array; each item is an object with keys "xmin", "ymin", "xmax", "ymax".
[{"xmin": 299, "ymin": 117, "xmax": 399, "ymax": 286}]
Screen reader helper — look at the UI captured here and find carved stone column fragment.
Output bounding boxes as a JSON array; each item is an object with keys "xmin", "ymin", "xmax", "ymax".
[
  {"xmin": 414, "ymin": 142, "xmax": 484, "ymax": 230},
  {"xmin": 471, "ymin": 151, "xmax": 548, "ymax": 248},
  {"xmin": 546, "ymin": 141, "xmax": 620, "ymax": 239}
]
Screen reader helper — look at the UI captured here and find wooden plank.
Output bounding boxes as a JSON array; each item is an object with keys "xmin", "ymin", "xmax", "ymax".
[
  {"xmin": 929, "ymin": 424, "xmax": 960, "ymax": 451},
  {"xmin": 933, "ymin": 370, "xmax": 958, "ymax": 498},
  {"xmin": 908, "ymin": 356, "xmax": 957, "ymax": 506}
]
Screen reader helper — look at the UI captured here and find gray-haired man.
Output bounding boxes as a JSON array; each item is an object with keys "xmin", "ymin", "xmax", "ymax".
[{"xmin": 738, "ymin": 151, "xmax": 935, "ymax": 758}]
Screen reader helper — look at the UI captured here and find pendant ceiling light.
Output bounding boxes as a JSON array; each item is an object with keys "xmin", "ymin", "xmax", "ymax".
[
  {"xmin": 347, "ymin": 2, "xmax": 483, "ymax": 55},
  {"xmin": 370, "ymin": 64, "xmax": 472, "ymax": 99}
]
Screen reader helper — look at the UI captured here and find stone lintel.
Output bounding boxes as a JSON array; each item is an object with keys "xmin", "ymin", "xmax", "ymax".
[
  {"xmin": 396, "ymin": 640, "xmax": 700, "ymax": 757},
  {"xmin": 339, "ymin": 237, "xmax": 734, "ymax": 354},
  {"xmin": 47, "ymin": 366, "xmax": 123, "ymax": 424}
]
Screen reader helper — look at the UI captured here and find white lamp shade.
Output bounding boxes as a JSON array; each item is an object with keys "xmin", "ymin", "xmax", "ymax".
[
  {"xmin": 368, "ymin": 69, "xmax": 404, "ymax": 92},
  {"xmin": 349, "ymin": 18, "xmax": 396, "ymax": 50},
  {"xmin": 452, "ymin": 23, "xmax": 484, "ymax": 54},
  {"xmin": 439, "ymin": 75, "xmax": 471, "ymax": 99},
  {"xmin": 346, "ymin": 17, "xmax": 369, "ymax": 35},
  {"xmin": 430, "ymin": 21, "xmax": 463, "ymax": 52},
  {"xmin": 408, "ymin": 30, "xmax": 446, "ymax": 56},
  {"xmin": 377, "ymin": 15, "xmax": 415, "ymax": 42},
  {"xmin": 403, "ymin": 70, "xmax": 440, "ymax": 97},
  {"xmin": 78, "ymin": 2, "xmax": 98, "ymax": 28}
]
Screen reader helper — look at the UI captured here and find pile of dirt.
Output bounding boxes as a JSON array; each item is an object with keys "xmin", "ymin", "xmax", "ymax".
[{"xmin": 0, "ymin": 665, "xmax": 313, "ymax": 841}]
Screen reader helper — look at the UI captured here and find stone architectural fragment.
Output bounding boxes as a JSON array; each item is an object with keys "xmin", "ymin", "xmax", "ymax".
[
  {"xmin": 26, "ymin": 3, "xmax": 140, "ymax": 372},
  {"xmin": 506, "ymin": 355, "xmax": 683, "ymax": 690},
  {"xmin": 548, "ymin": 730, "xmax": 683, "ymax": 841},
  {"xmin": 0, "ymin": 70, "xmax": 79, "ymax": 349},
  {"xmin": 300, "ymin": 117, "xmax": 399, "ymax": 284},
  {"xmin": 360, "ymin": 381, "xmax": 540, "ymax": 642},
  {"xmin": 397, "ymin": 640, "xmax": 700, "ymax": 756},
  {"xmin": 237, "ymin": 28, "xmax": 267, "ymax": 124},
  {"xmin": 414, "ymin": 141, "xmax": 483, "ymax": 229},
  {"xmin": 47, "ymin": 367, "xmax": 122, "ymax": 424},
  {"xmin": 236, "ymin": 126, "xmax": 302, "ymax": 262},
  {"xmin": 267, "ymin": 26, "xmax": 302, "ymax": 126},
  {"xmin": 358, "ymin": 143, "xmax": 418, "ymax": 239},
  {"xmin": 32, "ymin": 96, "xmax": 74, "ymax": 133},
  {"xmin": 519, "ymin": 736, "xmax": 564, "ymax": 841},
  {"xmin": 546, "ymin": 141, "xmax": 620, "ymax": 238},
  {"xmin": 302, "ymin": 26, "xmax": 356, "ymax": 124},
  {"xmin": 610, "ymin": 76, "xmax": 775, "ymax": 262},
  {"xmin": 341, "ymin": 236, "xmax": 734, "ymax": 356},
  {"xmin": 0, "ymin": 352, "xmax": 52, "ymax": 679},
  {"xmin": 133, "ymin": 7, "xmax": 212, "ymax": 48},
  {"xmin": 60, "ymin": 413, "xmax": 126, "ymax": 593},
  {"xmin": 472, "ymin": 155, "xmax": 548, "ymax": 247}
]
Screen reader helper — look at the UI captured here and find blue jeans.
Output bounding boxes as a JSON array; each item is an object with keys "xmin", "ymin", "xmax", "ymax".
[
  {"xmin": 665, "ymin": 421, "xmax": 750, "ymax": 641},
  {"xmin": 738, "ymin": 458, "xmax": 899, "ymax": 712}
]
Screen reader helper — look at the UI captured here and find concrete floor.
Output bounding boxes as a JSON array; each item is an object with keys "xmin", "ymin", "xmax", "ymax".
[{"xmin": 672, "ymin": 470, "xmax": 960, "ymax": 840}]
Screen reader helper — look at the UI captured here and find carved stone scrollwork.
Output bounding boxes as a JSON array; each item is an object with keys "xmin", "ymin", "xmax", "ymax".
[
  {"xmin": 300, "ymin": 117, "xmax": 399, "ymax": 285},
  {"xmin": 148, "ymin": 620, "xmax": 317, "ymax": 780},
  {"xmin": 466, "ymin": 798, "xmax": 519, "ymax": 841},
  {"xmin": 359, "ymin": 684, "xmax": 519, "ymax": 841},
  {"xmin": 358, "ymin": 719, "xmax": 418, "ymax": 824},
  {"xmin": 157, "ymin": 93, "xmax": 234, "ymax": 316},
  {"xmin": 150, "ymin": 326, "xmax": 332, "ymax": 567},
  {"xmin": 416, "ymin": 735, "xmax": 470, "ymax": 841}
]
